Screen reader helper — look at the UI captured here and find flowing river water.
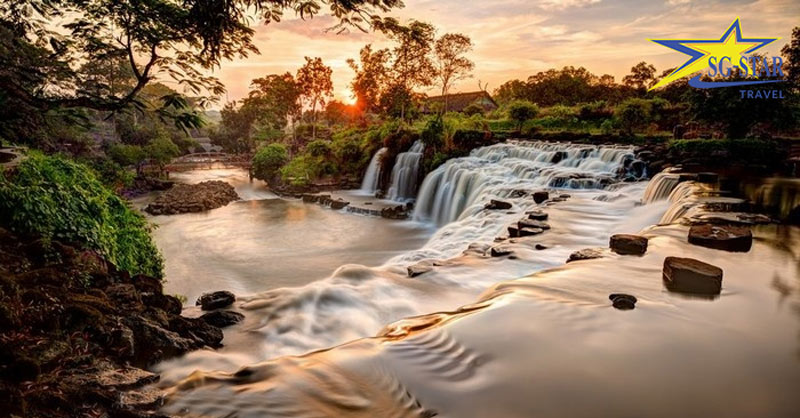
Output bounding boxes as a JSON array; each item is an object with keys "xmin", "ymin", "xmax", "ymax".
[{"xmin": 142, "ymin": 141, "xmax": 800, "ymax": 417}]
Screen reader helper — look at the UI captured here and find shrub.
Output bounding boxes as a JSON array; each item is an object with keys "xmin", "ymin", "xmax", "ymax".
[
  {"xmin": 615, "ymin": 98, "xmax": 650, "ymax": 134},
  {"xmin": 508, "ymin": 100, "xmax": 539, "ymax": 130},
  {"xmin": 280, "ymin": 155, "xmax": 314, "ymax": 186},
  {"xmin": 462, "ymin": 103, "xmax": 484, "ymax": 116},
  {"xmin": 421, "ymin": 117, "xmax": 445, "ymax": 149},
  {"xmin": 306, "ymin": 140, "xmax": 332, "ymax": 157},
  {"xmin": 252, "ymin": 143, "xmax": 289, "ymax": 184},
  {"xmin": 107, "ymin": 143, "xmax": 146, "ymax": 168},
  {"xmin": 452, "ymin": 130, "xmax": 492, "ymax": 149},
  {"xmin": 600, "ymin": 119, "xmax": 615, "ymax": 134},
  {"xmin": 0, "ymin": 154, "xmax": 163, "ymax": 277}
]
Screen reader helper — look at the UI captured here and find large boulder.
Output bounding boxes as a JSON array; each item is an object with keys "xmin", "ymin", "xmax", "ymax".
[
  {"xmin": 533, "ymin": 191, "xmax": 549, "ymax": 204},
  {"xmin": 145, "ymin": 181, "xmax": 240, "ymax": 215},
  {"xmin": 662, "ymin": 256, "xmax": 723, "ymax": 295},
  {"xmin": 688, "ymin": 224, "xmax": 752, "ymax": 252},
  {"xmin": 200, "ymin": 310, "xmax": 244, "ymax": 328},
  {"xmin": 196, "ymin": 290, "xmax": 235, "ymax": 311},
  {"xmin": 485, "ymin": 199, "xmax": 512, "ymax": 210},
  {"xmin": 609, "ymin": 234, "xmax": 648, "ymax": 255}
]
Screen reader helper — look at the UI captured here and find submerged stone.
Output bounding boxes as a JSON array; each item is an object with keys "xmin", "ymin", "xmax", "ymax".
[
  {"xmin": 196, "ymin": 291, "xmax": 236, "ymax": 311},
  {"xmin": 609, "ymin": 234, "xmax": 648, "ymax": 255},
  {"xmin": 662, "ymin": 256, "xmax": 723, "ymax": 295},
  {"xmin": 567, "ymin": 248, "xmax": 604, "ymax": 263},
  {"xmin": 526, "ymin": 209, "xmax": 549, "ymax": 221},
  {"xmin": 519, "ymin": 227, "xmax": 544, "ymax": 237},
  {"xmin": 329, "ymin": 199, "xmax": 350, "ymax": 210},
  {"xmin": 490, "ymin": 246, "xmax": 513, "ymax": 257},
  {"xmin": 201, "ymin": 310, "xmax": 245, "ymax": 328},
  {"xmin": 688, "ymin": 224, "xmax": 752, "ymax": 252},
  {"xmin": 518, "ymin": 218, "xmax": 550, "ymax": 230},
  {"xmin": 407, "ymin": 262, "xmax": 433, "ymax": 277},
  {"xmin": 485, "ymin": 199, "xmax": 513, "ymax": 210},
  {"xmin": 609, "ymin": 293, "xmax": 637, "ymax": 310}
]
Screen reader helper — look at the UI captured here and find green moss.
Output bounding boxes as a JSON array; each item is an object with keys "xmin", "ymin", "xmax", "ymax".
[{"xmin": 0, "ymin": 153, "xmax": 163, "ymax": 277}]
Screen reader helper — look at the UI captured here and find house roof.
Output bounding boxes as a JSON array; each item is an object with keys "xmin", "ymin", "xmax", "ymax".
[{"xmin": 422, "ymin": 91, "xmax": 498, "ymax": 113}]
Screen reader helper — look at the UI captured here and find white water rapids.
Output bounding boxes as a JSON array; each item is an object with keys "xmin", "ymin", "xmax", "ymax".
[{"xmin": 150, "ymin": 141, "xmax": 800, "ymax": 417}]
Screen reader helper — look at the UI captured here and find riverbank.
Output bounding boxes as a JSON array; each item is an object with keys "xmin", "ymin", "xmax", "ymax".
[{"xmin": 0, "ymin": 228, "xmax": 227, "ymax": 417}]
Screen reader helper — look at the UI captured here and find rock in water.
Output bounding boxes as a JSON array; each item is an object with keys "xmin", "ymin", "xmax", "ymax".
[
  {"xmin": 145, "ymin": 181, "xmax": 239, "ymax": 215},
  {"xmin": 533, "ymin": 191, "xmax": 549, "ymax": 204},
  {"xmin": 609, "ymin": 293, "xmax": 637, "ymax": 310},
  {"xmin": 567, "ymin": 248, "xmax": 604, "ymax": 263},
  {"xmin": 662, "ymin": 256, "xmax": 723, "ymax": 295},
  {"xmin": 696, "ymin": 172, "xmax": 719, "ymax": 184},
  {"xmin": 490, "ymin": 246, "xmax": 513, "ymax": 257},
  {"xmin": 688, "ymin": 224, "xmax": 752, "ymax": 252},
  {"xmin": 329, "ymin": 199, "xmax": 350, "ymax": 210},
  {"xmin": 196, "ymin": 291, "xmax": 236, "ymax": 311},
  {"xmin": 609, "ymin": 234, "xmax": 648, "ymax": 255},
  {"xmin": 526, "ymin": 209, "xmax": 548, "ymax": 221},
  {"xmin": 407, "ymin": 261, "xmax": 433, "ymax": 277},
  {"xmin": 519, "ymin": 218, "xmax": 550, "ymax": 230},
  {"xmin": 201, "ymin": 310, "xmax": 245, "ymax": 328},
  {"xmin": 485, "ymin": 199, "xmax": 513, "ymax": 210}
]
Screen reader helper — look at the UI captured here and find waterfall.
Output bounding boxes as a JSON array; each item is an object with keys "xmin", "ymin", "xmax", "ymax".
[
  {"xmin": 641, "ymin": 171, "xmax": 680, "ymax": 204},
  {"xmin": 360, "ymin": 147, "xmax": 387, "ymax": 195},
  {"xmin": 387, "ymin": 141, "xmax": 425, "ymax": 201},
  {"xmin": 413, "ymin": 141, "xmax": 636, "ymax": 226}
]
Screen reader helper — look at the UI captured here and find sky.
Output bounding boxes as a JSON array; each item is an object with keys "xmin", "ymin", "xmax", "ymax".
[{"xmin": 211, "ymin": 0, "xmax": 800, "ymax": 104}]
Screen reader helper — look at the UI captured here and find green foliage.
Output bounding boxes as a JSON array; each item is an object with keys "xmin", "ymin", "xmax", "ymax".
[
  {"xmin": 600, "ymin": 119, "xmax": 615, "ymax": 134},
  {"xmin": 107, "ymin": 144, "xmax": 146, "ymax": 167},
  {"xmin": 306, "ymin": 140, "xmax": 332, "ymax": 157},
  {"xmin": 462, "ymin": 103, "xmax": 484, "ymax": 116},
  {"xmin": 145, "ymin": 136, "xmax": 180, "ymax": 168},
  {"xmin": 0, "ymin": 154, "xmax": 163, "ymax": 277},
  {"xmin": 421, "ymin": 117, "xmax": 445, "ymax": 149},
  {"xmin": 508, "ymin": 100, "xmax": 539, "ymax": 130},
  {"xmin": 668, "ymin": 138, "xmax": 784, "ymax": 163},
  {"xmin": 280, "ymin": 154, "xmax": 333, "ymax": 186},
  {"xmin": 252, "ymin": 143, "xmax": 289, "ymax": 183},
  {"xmin": 615, "ymin": 98, "xmax": 667, "ymax": 134}
]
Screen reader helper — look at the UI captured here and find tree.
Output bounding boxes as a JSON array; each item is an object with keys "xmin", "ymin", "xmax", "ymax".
[
  {"xmin": 248, "ymin": 73, "xmax": 302, "ymax": 131},
  {"xmin": 348, "ymin": 45, "xmax": 391, "ymax": 114},
  {"xmin": 623, "ymin": 62, "xmax": 657, "ymax": 91},
  {"xmin": 434, "ymin": 33, "xmax": 474, "ymax": 113},
  {"xmin": 615, "ymin": 98, "xmax": 650, "ymax": 134},
  {"xmin": 145, "ymin": 135, "xmax": 180, "ymax": 175},
  {"xmin": 782, "ymin": 26, "xmax": 800, "ymax": 93},
  {"xmin": 385, "ymin": 20, "xmax": 437, "ymax": 120},
  {"xmin": 508, "ymin": 100, "xmax": 539, "ymax": 130},
  {"xmin": 296, "ymin": 57, "xmax": 334, "ymax": 140},
  {"xmin": 252, "ymin": 143, "xmax": 289, "ymax": 185}
]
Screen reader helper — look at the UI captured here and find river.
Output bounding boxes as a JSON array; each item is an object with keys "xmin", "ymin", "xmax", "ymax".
[{"xmin": 142, "ymin": 141, "xmax": 800, "ymax": 417}]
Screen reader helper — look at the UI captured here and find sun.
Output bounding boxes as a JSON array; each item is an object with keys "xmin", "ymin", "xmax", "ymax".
[{"xmin": 341, "ymin": 88, "xmax": 358, "ymax": 106}]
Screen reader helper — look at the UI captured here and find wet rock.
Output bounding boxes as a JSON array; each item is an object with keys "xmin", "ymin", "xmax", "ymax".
[
  {"xmin": 407, "ymin": 262, "xmax": 433, "ymax": 277},
  {"xmin": 662, "ymin": 256, "xmax": 723, "ymax": 295},
  {"xmin": 131, "ymin": 274, "xmax": 163, "ymax": 294},
  {"xmin": 609, "ymin": 293, "xmax": 637, "ymax": 310},
  {"xmin": 609, "ymin": 234, "xmax": 648, "ymax": 255},
  {"xmin": 145, "ymin": 181, "xmax": 239, "ymax": 215},
  {"xmin": 678, "ymin": 173, "xmax": 697, "ymax": 183},
  {"xmin": 106, "ymin": 284, "xmax": 142, "ymax": 308},
  {"xmin": 167, "ymin": 316, "xmax": 224, "ymax": 348},
  {"xmin": 508, "ymin": 225, "xmax": 520, "ymax": 238},
  {"xmin": 533, "ymin": 191, "xmax": 549, "ymax": 204},
  {"xmin": 559, "ymin": 194, "xmax": 571, "ymax": 199},
  {"xmin": 329, "ymin": 199, "xmax": 350, "ymax": 210},
  {"xmin": 519, "ymin": 227, "xmax": 544, "ymax": 237},
  {"xmin": 381, "ymin": 205, "xmax": 409, "ymax": 219},
  {"xmin": 485, "ymin": 199, "xmax": 512, "ymax": 210},
  {"xmin": 201, "ymin": 310, "xmax": 245, "ymax": 328},
  {"xmin": 567, "ymin": 248, "xmax": 604, "ymax": 263},
  {"xmin": 519, "ymin": 218, "xmax": 550, "ymax": 230},
  {"xmin": 696, "ymin": 172, "xmax": 719, "ymax": 184},
  {"xmin": 490, "ymin": 246, "xmax": 513, "ymax": 257},
  {"xmin": 535, "ymin": 244, "xmax": 548, "ymax": 250},
  {"xmin": 688, "ymin": 224, "xmax": 752, "ymax": 252},
  {"xmin": 196, "ymin": 290, "xmax": 235, "ymax": 311},
  {"xmin": 96, "ymin": 367, "xmax": 159, "ymax": 391},
  {"xmin": 526, "ymin": 209, "xmax": 548, "ymax": 221}
]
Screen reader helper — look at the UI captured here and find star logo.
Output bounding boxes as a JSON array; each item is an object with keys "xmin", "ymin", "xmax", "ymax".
[{"xmin": 649, "ymin": 18, "xmax": 779, "ymax": 90}]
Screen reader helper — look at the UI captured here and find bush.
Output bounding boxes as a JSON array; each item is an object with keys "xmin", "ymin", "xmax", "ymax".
[
  {"xmin": 600, "ymin": 119, "xmax": 615, "ymax": 134},
  {"xmin": 306, "ymin": 140, "xmax": 332, "ymax": 157},
  {"xmin": 107, "ymin": 143, "xmax": 146, "ymax": 168},
  {"xmin": 668, "ymin": 138, "xmax": 783, "ymax": 163},
  {"xmin": 452, "ymin": 130, "xmax": 492, "ymax": 149},
  {"xmin": 0, "ymin": 154, "xmax": 163, "ymax": 277},
  {"xmin": 280, "ymin": 155, "xmax": 314, "ymax": 186},
  {"xmin": 508, "ymin": 100, "xmax": 539, "ymax": 130},
  {"xmin": 252, "ymin": 143, "xmax": 289, "ymax": 184},
  {"xmin": 421, "ymin": 117, "xmax": 445, "ymax": 149},
  {"xmin": 615, "ymin": 98, "xmax": 650, "ymax": 134},
  {"xmin": 462, "ymin": 103, "xmax": 484, "ymax": 116}
]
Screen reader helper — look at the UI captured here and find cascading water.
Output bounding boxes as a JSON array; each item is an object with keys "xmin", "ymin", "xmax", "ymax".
[
  {"xmin": 413, "ymin": 141, "xmax": 638, "ymax": 226},
  {"xmin": 360, "ymin": 147, "xmax": 387, "ymax": 195},
  {"xmin": 387, "ymin": 141, "xmax": 425, "ymax": 201}
]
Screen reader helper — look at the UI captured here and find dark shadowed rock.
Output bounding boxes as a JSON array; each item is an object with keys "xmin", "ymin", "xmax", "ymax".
[
  {"xmin": 696, "ymin": 172, "xmax": 719, "ymax": 184},
  {"xmin": 567, "ymin": 248, "xmax": 604, "ymax": 263},
  {"xmin": 533, "ymin": 191, "xmax": 549, "ymax": 204},
  {"xmin": 519, "ymin": 227, "xmax": 544, "ymax": 237},
  {"xmin": 485, "ymin": 199, "xmax": 512, "ymax": 210},
  {"xmin": 519, "ymin": 218, "xmax": 550, "ymax": 230},
  {"xmin": 329, "ymin": 199, "xmax": 350, "ymax": 210},
  {"xmin": 662, "ymin": 256, "xmax": 723, "ymax": 295},
  {"xmin": 688, "ymin": 224, "xmax": 752, "ymax": 252},
  {"xmin": 201, "ymin": 310, "xmax": 244, "ymax": 328},
  {"xmin": 490, "ymin": 246, "xmax": 513, "ymax": 257},
  {"xmin": 407, "ymin": 262, "xmax": 433, "ymax": 277},
  {"xmin": 508, "ymin": 225, "xmax": 520, "ymax": 238},
  {"xmin": 535, "ymin": 244, "xmax": 548, "ymax": 250},
  {"xmin": 609, "ymin": 234, "xmax": 648, "ymax": 255},
  {"xmin": 196, "ymin": 291, "xmax": 235, "ymax": 311},
  {"xmin": 609, "ymin": 293, "xmax": 637, "ymax": 310},
  {"xmin": 526, "ymin": 209, "xmax": 548, "ymax": 221}
]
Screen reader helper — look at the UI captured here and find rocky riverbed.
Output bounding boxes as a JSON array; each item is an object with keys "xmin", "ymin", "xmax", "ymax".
[
  {"xmin": 0, "ymin": 228, "xmax": 236, "ymax": 417},
  {"xmin": 145, "ymin": 180, "xmax": 240, "ymax": 215}
]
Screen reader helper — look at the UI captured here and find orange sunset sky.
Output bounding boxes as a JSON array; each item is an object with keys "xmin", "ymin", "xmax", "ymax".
[{"xmin": 208, "ymin": 0, "xmax": 800, "ymax": 104}]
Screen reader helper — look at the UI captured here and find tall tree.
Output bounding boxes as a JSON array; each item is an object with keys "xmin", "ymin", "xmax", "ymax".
[
  {"xmin": 347, "ymin": 45, "xmax": 391, "ymax": 114},
  {"xmin": 296, "ymin": 57, "xmax": 334, "ymax": 140},
  {"xmin": 623, "ymin": 62, "xmax": 657, "ymax": 92},
  {"xmin": 433, "ymin": 33, "xmax": 474, "ymax": 114},
  {"xmin": 0, "ymin": 0, "xmax": 402, "ymax": 131},
  {"xmin": 781, "ymin": 26, "xmax": 800, "ymax": 93},
  {"xmin": 248, "ymin": 73, "xmax": 302, "ymax": 131},
  {"xmin": 385, "ymin": 20, "xmax": 436, "ymax": 120}
]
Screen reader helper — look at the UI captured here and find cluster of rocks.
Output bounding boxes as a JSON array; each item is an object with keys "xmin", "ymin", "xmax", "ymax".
[
  {"xmin": 145, "ymin": 180, "xmax": 240, "ymax": 215},
  {"xmin": 0, "ymin": 228, "xmax": 232, "ymax": 417},
  {"xmin": 301, "ymin": 193, "xmax": 351, "ymax": 210},
  {"xmin": 121, "ymin": 176, "xmax": 174, "ymax": 198}
]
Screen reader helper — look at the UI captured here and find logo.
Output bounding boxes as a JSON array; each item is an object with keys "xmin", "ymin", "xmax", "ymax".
[{"xmin": 649, "ymin": 18, "xmax": 785, "ymax": 96}]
